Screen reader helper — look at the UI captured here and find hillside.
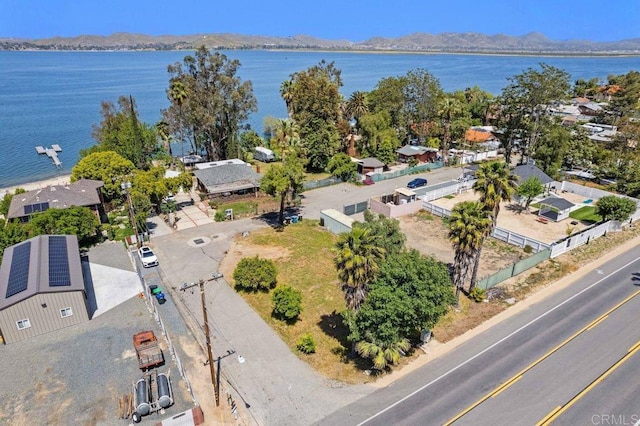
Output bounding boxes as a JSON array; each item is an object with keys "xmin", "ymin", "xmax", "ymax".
[{"xmin": 1, "ymin": 31, "xmax": 639, "ymax": 54}]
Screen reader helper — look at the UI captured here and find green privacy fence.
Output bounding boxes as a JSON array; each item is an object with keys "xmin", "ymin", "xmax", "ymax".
[
  {"xmin": 477, "ymin": 248, "xmax": 551, "ymax": 290},
  {"xmin": 370, "ymin": 162, "xmax": 443, "ymax": 182},
  {"xmin": 303, "ymin": 176, "xmax": 343, "ymax": 190}
]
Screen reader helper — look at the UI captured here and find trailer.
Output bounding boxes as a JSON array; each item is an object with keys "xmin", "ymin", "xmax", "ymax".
[
  {"xmin": 133, "ymin": 331, "xmax": 164, "ymax": 370},
  {"xmin": 254, "ymin": 146, "xmax": 276, "ymax": 162}
]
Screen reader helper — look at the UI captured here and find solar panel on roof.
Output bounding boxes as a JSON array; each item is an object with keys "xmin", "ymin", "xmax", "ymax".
[
  {"xmin": 6, "ymin": 242, "xmax": 31, "ymax": 298},
  {"xmin": 23, "ymin": 202, "xmax": 50, "ymax": 215},
  {"xmin": 49, "ymin": 236, "xmax": 71, "ymax": 287}
]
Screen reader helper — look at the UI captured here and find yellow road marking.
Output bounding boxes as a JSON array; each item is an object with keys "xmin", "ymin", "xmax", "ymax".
[
  {"xmin": 539, "ymin": 340, "xmax": 640, "ymax": 425},
  {"xmin": 491, "ymin": 375, "xmax": 522, "ymax": 398},
  {"xmin": 444, "ymin": 289, "xmax": 640, "ymax": 425},
  {"xmin": 587, "ymin": 314, "xmax": 609, "ymax": 330},
  {"xmin": 536, "ymin": 406, "xmax": 561, "ymax": 426}
]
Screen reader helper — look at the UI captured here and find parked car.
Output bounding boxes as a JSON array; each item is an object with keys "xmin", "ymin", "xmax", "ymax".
[
  {"xmin": 407, "ymin": 178, "xmax": 428, "ymax": 189},
  {"xmin": 138, "ymin": 246, "xmax": 159, "ymax": 268}
]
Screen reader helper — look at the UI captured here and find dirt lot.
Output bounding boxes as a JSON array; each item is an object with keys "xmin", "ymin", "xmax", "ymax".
[
  {"xmin": 399, "ymin": 211, "xmax": 526, "ymax": 280},
  {"xmin": 431, "ymin": 190, "xmax": 596, "ymax": 244}
]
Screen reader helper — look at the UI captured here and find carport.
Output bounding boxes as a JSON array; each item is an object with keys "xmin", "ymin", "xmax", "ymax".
[{"xmin": 538, "ymin": 196, "xmax": 575, "ymax": 222}]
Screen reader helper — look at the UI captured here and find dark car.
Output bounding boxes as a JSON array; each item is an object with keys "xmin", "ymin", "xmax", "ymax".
[{"xmin": 407, "ymin": 178, "xmax": 428, "ymax": 189}]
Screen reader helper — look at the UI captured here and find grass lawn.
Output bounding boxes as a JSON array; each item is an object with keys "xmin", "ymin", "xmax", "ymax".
[
  {"xmin": 569, "ymin": 206, "xmax": 602, "ymax": 224},
  {"xmin": 233, "ymin": 220, "xmax": 369, "ymax": 383},
  {"xmin": 212, "ymin": 200, "xmax": 258, "ymax": 217}
]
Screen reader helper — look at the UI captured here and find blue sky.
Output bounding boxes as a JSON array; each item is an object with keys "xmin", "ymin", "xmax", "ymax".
[{"xmin": 1, "ymin": 0, "xmax": 638, "ymax": 42}]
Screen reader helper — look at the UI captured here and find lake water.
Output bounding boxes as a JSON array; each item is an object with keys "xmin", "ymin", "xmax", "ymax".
[{"xmin": 1, "ymin": 50, "xmax": 639, "ymax": 188}]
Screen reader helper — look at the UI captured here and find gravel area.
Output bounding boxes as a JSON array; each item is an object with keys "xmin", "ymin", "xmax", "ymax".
[{"xmin": 0, "ymin": 288, "xmax": 194, "ymax": 425}]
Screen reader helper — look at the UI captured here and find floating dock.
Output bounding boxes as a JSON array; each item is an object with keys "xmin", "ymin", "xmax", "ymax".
[{"xmin": 35, "ymin": 144, "xmax": 62, "ymax": 167}]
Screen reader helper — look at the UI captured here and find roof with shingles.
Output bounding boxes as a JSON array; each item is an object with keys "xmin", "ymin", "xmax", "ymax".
[
  {"xmin": 193, "ymin": 164, "xmax": 262, "ymax": 194},
  {"xmin": 396, "ymin": 145, "xmax": 438, "ymax": 156},
  {"xmin": 359, "ymin": 157, "xmax": 386, "ymax": 168},
  {"xmin": 540, "ymin": 196, "xmax": 575, "ymax": 211},
  {"xmin": 512, "ymin": 164, "xmax": 555, "ymax": 185},
  {"xmin": 465, "ymin": 128, "xmax": 496, "ymax": 143},
  {"xmin": 7, "ymin": 179, "xmax": 103, "ymax": 219}
]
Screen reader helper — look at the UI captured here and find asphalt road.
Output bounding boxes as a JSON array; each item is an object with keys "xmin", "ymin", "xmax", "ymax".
[{"xmin": 317, "ymin": 243, "xmax": 640, "ymax": 426}]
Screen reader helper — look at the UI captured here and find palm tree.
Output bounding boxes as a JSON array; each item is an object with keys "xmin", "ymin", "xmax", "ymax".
[
  {"xmin": 273, "ymin": 119, "xmax": 300, "ymax": 161},
  {"xmin": 356, "ymin": 337, "xmax": 411, "ymax": 370},
  {"xmin": 333, "ymin": 227, "xmax": 385, "ymax": 311},
  {"xmin": 438, "ymin": 96, "xmax": 463, "ymax": 165},
  {"xmin": 156, "ymin": 120, "xmax": 173, "ymax": 157},
  {"xmin": 280, "ymin": 80, "xmax": 294, "ymax": 118},
  {"xmin": 346, "ymin": 91, "xmax": 369, "ymax": 131},
  {"xmin": 469, "ymin": 161, "xmax": 519, "ymax": 290},
  {"xmin": 448, "ymin": 201, "xmax": 492, "ymax": 304},
  {"xmin": 168, "ymin": 79, "xmax": 188, "ymax": 157}
]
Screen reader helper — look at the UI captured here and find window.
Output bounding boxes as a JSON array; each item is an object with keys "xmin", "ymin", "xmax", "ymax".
[
  {"xmin": 16, "ymin": 319, "xmax": 31, "ymax": 330},
  {"xmin": 60, "ymin": 307, "xmax": 73, "ymax": 318}
]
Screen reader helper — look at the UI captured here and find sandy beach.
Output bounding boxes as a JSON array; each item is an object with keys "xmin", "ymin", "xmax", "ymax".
[{"xmin": 0, "ymin": 174, "xmax": 73, "ymax": 198}]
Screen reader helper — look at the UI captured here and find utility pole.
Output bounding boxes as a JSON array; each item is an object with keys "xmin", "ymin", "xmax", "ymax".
[
  {"xmin": 122, "ymin": 181, "xmax": 141, "ymax": 248},
  {"xmin": 199, "ymin": 272, "xmax": 224, "ymax": 406}
]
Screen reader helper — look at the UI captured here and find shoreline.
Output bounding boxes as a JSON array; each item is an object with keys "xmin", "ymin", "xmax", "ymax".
[
  {"xmin": 0, "ymin": 174, "xmax": 72, "ymax": 198},
  {"xmin": 4, "ymin": 47, "xmax": 640, "ymax": 58}
]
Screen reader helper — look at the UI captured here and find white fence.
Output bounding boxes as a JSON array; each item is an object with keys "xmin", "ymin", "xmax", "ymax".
[
  {"xmin": 492, "ymin": 228, "xmax": 551, "ymax": 253},
  {"xmin": 550, "ymin": 221, "xmax": 612, "ymax": 258},
  {"xmin": 423, "ymin": 200, "xmax": 551, "ymax": 253},
  {"xmin": 422, "ymin": 181, "xmax": 475, "ymax": 202}
]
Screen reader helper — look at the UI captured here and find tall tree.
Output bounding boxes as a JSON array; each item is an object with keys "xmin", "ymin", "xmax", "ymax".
[
  {"xmin": 345, "ymin": 90, "xmax": 369, "ymax": 130},
  {"xmin": 498, "ymin": 63, "xmax": 571, "ymax": 164},
  {"xmin": 288, "ymin": 60, "xmax": 343, "ymax": 171},
  {"xmin": 87, "ymin": 96, "xmax": 157, "ymax": 169},
  {"xmin": 333, "ymin": 227, "xmax": 385, "ymax": 311},
  {"xmin": 470, "ymin": 161, "xmax": 518, "ymax": 290},
  {"xmin": 348, "ymin": 250, "xmax": 454, "ymax": 369},
  {"xmin": 448, "ymin": 201, "xmax": 492, "ymax": 303},
  {"xmin": 517, "ymin": 177, "xmax": 545, "ymax": 209},
  {"xmin": 280, "ymin": 79, "xmax": 295, "ymax": 118},
  {"xmin": 354, "ymin": 210, "xmax": 406, "ymax": 257},
  {"xmin": 358, "ymin": 111, "xmax": 400, "ymax": 164},
  {"xmin": 164, "ymin": 46, "xmax": 257, "ymax": 161},
  {"xmin": 403, "ymin": 68, "xmax": 444, "ymax": 143},
  {"xmin": 438, "ymin": 96, "xmax": 464, "ymax": 164},
  {"xmin": 165, "ymin": 79, "xmax": 189, "ymax": 156},
  {"xmin": 71, "ymin": 151, "xmax": 135, "ymax": 201},
  {"xmin": 272, "ymin": 119, "xmax": 301, "ymax": 161},
  {"xmin": 259, "ymin": 154, "xmax": 306, "ymax": 225}
]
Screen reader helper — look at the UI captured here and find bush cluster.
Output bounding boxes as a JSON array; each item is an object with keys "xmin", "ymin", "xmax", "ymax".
[
  {"xmin": 271, "ymin": 285, "xmax": 303, "ymax": 321},
  {"xmin": 233, "ymin": 256, "xmax": 277, "ymax": 291}
]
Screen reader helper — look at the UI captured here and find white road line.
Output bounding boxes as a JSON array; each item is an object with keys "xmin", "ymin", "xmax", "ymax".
[{"xmin": 357, "ymin": 256, "xmax": 640, "ymax": 425}]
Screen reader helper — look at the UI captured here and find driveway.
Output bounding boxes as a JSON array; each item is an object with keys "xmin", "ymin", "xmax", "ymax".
[
  {"xmin": 300, "ymin": 166, "xmax": 462, "ymax": 220},
  {"xmin": 151, "ymin": 219, "xmax": 373, "ymax": 425}
]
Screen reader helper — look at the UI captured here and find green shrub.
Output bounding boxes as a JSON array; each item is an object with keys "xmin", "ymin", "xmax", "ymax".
[
  {"xmin": 296, "ymin": 333, "xmax": 316, "ymax": 354},
  {"xmin": 523, "ymin": 244, "xmax": 533, "ymax": 254},
  {"xmin": 469, "ymin": 287, "xmax": 486, "ymax": 302},
  {"xmin": 233, "ymin": 256, "xmax": 277, "ymax": 291},
  {"xmin": 214, "ymin": 210, "xmax": 226, "ymax": 222},
  {"xmin": 271, "ymin": 285, "xmax": 303, "ymax": 321}
]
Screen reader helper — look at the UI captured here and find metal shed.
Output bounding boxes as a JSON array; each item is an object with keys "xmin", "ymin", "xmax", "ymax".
[
  {"xmin": 320, "ymin": 209, "xmax": 354, "ymax": 235},
  {"xmin": 0, "ymin": 235, "xmax": 89, "ymax": 344}
]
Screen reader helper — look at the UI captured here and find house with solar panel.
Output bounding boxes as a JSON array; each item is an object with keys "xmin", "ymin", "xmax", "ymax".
[
  {"xmin": 6, "ymin": 179, "xmax": 105, "ymax": 223},
  {"xmin": 0, "ymin": 235, "xmax": 89, "ymax": 344}
]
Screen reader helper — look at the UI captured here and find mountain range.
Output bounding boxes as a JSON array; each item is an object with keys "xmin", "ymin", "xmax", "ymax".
[{"xmin": 2, "ymin": 32, "xmax": 639, "ymax": 54}]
